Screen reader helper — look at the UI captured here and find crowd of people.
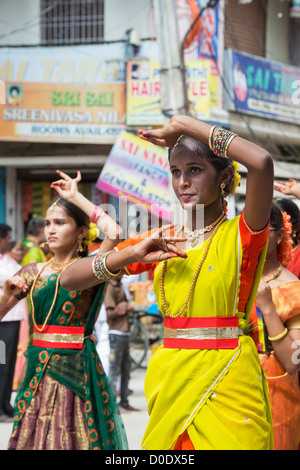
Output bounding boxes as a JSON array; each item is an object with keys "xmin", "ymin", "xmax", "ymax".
[{"xmin": 0, "ymin": 114, "xmax": 300, "ymax": 450}]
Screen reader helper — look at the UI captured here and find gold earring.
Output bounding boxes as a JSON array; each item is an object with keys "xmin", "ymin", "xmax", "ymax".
[
  {"xmin": 220, "ymin": 182, "xmax": 226, "ymax": 197},
  {"xmin": 78, "ymin": 239, "xmax": 84, "ymax": 253}
]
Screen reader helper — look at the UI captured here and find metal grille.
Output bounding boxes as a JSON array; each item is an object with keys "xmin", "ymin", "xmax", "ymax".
[{"xmin": 41, "ymin": 0, "xmax": 104, "ymax": 45}]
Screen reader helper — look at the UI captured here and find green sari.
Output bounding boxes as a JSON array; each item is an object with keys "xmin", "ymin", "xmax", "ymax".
[{"xmin": 8, "ymin": 262, "xmax": 128, "ymax": 450}]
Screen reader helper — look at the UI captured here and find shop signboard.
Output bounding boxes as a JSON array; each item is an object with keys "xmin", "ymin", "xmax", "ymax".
[
  {"xmin": 0, "ymin": 81, "xmax": 125, "ymax": 143},
  {"xmin": 126, "ymin": 60, "xmax": 213, "ymax": 125},
  {"xmin": 96, "ymin": 130, "xmax": 170, "ymax": 220},
  {"xmin": 224, "ymin": 49, "xmax": 300, "ymax": 124},
  {"xmin": 0, "ymin": 43, "xmax": 128, "ymax": 143}
]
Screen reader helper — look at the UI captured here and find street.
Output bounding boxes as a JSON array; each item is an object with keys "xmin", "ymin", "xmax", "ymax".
[{"xmin": 0, "ymin": 366, "xmax": 149, "ymax": 451}]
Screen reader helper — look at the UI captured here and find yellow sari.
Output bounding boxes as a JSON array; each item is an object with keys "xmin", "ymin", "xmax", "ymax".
[{"xmin": 116, "ymin": 213, "xmax": 274, "ymax": 450}]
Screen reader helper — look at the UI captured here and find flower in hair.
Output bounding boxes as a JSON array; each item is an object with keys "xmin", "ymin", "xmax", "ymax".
[
  {"xmin": 277, "ymin": 211, "xmax": 293, "ymax": 267},
  {"xmin": 83, "ymin": 222, "xmax": 99, "ymax": 246},
  {"xmin": 230, "ymin": 160, "xmax": 241, "ymax": 195}
]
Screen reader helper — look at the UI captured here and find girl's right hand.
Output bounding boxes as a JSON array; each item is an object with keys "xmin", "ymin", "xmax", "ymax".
[
  {"xmin": 131, "ymin": 225, "xmax": 188, "ymax": 263},
  {"xmin": 51, "ymin": 170, "xmax": 81, "ymax": 201},
  {"xmin": 274, "ymin": 178, "xmax": 300, "ymax": 198},
  {"xmin": 3, "ymin": 276, "xmax": 28, "ymax": 298},
  {"xmin": 138, "ymin": 117, "xmax": 181, "ymax": 148}
]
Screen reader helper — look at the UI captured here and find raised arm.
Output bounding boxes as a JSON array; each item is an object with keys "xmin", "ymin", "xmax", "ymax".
[
  {"xmin": 138, "ymin": 115, "xmax": 274, "ymax": 231},
  {"xmin": 51, "ymin": 170, "xmax": 123, "ymax": 250},
  {"xmin": 60, "ymin": 225, "xmax": 187, "ymax": 291}
]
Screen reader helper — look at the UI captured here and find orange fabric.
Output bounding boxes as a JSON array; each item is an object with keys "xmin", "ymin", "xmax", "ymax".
[
  {"xmin": 259, "ymin": 281, "xmax": 300, "ymax": 450},
  {"xmin": 173, "ymin": 430, "xmax": 195, "ymax": 450},
  {"xmin": 238, "ymin": 213, "xmax": 269, "ymax": 313}
]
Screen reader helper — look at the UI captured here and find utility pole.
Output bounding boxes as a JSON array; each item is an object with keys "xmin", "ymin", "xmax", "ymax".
[{"xmin": 153, "ymin": 0, "xmax": 188, "ymax": 119}]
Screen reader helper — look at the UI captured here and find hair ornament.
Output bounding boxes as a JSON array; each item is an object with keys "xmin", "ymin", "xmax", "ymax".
[
  {"xmin": 83, "ymin": 222, "xmax": 99, "ymax": 246},
  {"xmin": 230, "ymin": 160, "xmax": 241, "ymax": 195},
  {"xmin": 277, "ymin": 211, "xmax": 293, "ymax": 268}
]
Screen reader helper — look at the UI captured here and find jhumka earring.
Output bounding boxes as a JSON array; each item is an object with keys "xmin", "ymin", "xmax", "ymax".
[{"xmin": 78, "ymin": 239, "xmax": 84, "ymax": 253}]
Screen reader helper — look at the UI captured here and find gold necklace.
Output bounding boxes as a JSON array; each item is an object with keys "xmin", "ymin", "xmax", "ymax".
[
  {"xmin": 264, "ymin": 264, "xmax": 282, "ymax": 283},
  {"xmin": 50, "ymin": 257, "xmax": 77, "ymax": 271},
  {"xmin": 183, "ymin": 211, "xmax": 226, "ymax": 247},
  {"xmin": 160, "ymin": 212, "xmax": 227, "ymax": 318},
  {"xmin": 30, "ymin": 257, "xmax": 79, "ymax": 332}
]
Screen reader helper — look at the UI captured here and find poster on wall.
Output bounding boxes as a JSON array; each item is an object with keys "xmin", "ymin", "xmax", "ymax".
[
  {"xmin": 0, "ymin": 82, "xmax": 125, "ymax": 143},
  {"xmin": 126, "ymin": 60, "xmax": 214, "ymax": 125},
  {"xmin": 224, "ymin": 49, "xmax": 300, "ymax": 124},
  {"xmin": 96, "ymin": 130, "xmax": 170, "ymax": 221}
]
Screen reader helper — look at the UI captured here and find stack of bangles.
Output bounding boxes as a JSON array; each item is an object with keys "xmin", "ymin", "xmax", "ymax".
[
  {"xmin": 209, "ymin": 125, "xmax": 238, "ymax": 158},
  {"xmin": 90, "ymin": 205, "xmax": 104, "ymax": 224},
  {"xmin": 92, "ymin": 252, "xmax": 121, "ymax": 281},
  {"xmin": 268, "ymin": 327, "xmax": 288, "ymax": 342}
]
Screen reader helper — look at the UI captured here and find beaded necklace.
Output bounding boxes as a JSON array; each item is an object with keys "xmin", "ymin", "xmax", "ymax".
[
  {"xmin": 160, "ymin": 212, "xmax": 227, "ymax": 318},
  {"xmin": 264, "ymin": 264, "xmax": 282, "ymax": 283},
  {"xmin": 30, "ymin": 257, "xmax": 79, "ymax": 332},
  {"xmin": 183, "ymin": 211, "xmax": 226, "ymax": 247}
]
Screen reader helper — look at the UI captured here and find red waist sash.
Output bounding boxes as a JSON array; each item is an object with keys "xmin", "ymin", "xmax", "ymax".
[
  {"xmin": 33, "ymin": 324, "xmax": 85, "ymax": 349},
  {"xmin": 164, "ymin": 316, "xmax": 241, "ymax": 350}
]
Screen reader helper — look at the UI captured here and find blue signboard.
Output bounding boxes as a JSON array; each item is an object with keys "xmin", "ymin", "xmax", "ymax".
[{"xmin": 224, "ymin": 49, "xmax": 300, "ymax": 124}]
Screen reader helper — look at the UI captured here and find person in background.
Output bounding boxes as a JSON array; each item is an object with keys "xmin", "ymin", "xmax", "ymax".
[
  {"xmin": 0, "ymin": 227, "xmax": 27, "ymax": 422},
  {"xmin": 7, "ymin": 242, "xmax": 29, "ymax": 391},
  {"xmin": 252, "ymin": 201, "xmax": 300, "ymax": 450},
  {"xmin": 22, "ymin": 218, "xmax": 46, "ymax": 265},
  {"xmin": 105, "ymin": 276, "xmax": 138, "ymax": 413},
  {"xmin": 274, "ymin": 179, "xmax": 300, "ymax": 279},
  {"xmin": 8, "ymin": 241, "xmax": 23, "ymax": 264}
]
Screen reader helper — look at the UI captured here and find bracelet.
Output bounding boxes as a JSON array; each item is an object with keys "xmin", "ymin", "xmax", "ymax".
[
  {"xmin": 208, "ymin": 125, "xmax": 216, "ymax": 151},
  {"xmin": 211, "ymin": 126, "xmax": 238, "ymax": 158},
  {"xmin": 268, "ymin": 327, "xmax": 288, "ymax": 342},
  {"xmin": 92, "ymin": 252, "xmax": 121, "ymax": 281},
  {"xmin": 90, "ymin": 205, "xmax": 104, "ymax": 224},
  {"xmin": 224, "ymin": 133, "xmax": 237, "ymax": 158}
]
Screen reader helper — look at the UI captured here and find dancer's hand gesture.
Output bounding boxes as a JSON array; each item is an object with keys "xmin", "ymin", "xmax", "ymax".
[
  {"xmin": 138, "ymin": 119, "xmax": 181, "ymax": 148},
  {"xmin": 3, "ymin": 276, "xmax": 28, "ymax": 298},
  {"xmin": 51, "ymin": 170, "xmax": 81, "ymax": 201},
  {"xmin": 131, "ymin": 225, "xmax": 187, "ymax": 263},
  {"xmin": 274, "ymin": 179, "xmax": 300, "ymax": 199}
]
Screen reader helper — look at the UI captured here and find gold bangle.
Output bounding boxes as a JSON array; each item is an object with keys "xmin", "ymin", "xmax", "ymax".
[
  {"xmin": 103, "ymin": 252, "xmax": 122, "ymax": 277},
  {"xmin": 268, "ymin": 327, "xmax": 288, "ymax": 342},
  {"xmin": 208, "ymin": 125, "xmax": 216, "ymax": 151},
  {"xmin": 224, "ymin": 133, "xmax": 237, "ymax": 158}
]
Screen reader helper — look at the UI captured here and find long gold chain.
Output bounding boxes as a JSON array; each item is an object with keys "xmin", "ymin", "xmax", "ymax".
[
  {"xmin": 160, "ymin": 213, "xmax": 227, "ymax": 318},
  {"xmin": 30, "ymin": 257, "xmax": 79, "ymax": 332}
]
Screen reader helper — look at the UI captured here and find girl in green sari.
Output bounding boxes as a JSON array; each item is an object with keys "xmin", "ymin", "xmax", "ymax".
[{"xmin": 0, "ymin": 171, "xmax": 128, "ymax": 450}]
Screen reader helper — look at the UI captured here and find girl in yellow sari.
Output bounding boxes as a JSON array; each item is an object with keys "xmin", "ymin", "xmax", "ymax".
[
  {"xmin": 61, "ymin": 115, "xmax": 274, "ymax": 450},
  {"xmin": 252, "ymin": 202, "xmax": 300, "ymax": 450}
]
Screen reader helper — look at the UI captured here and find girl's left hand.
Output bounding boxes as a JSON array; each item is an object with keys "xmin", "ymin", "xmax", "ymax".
[{"xmin": 51, "ymin": 170, "xmax": 81, "ymax": 200}]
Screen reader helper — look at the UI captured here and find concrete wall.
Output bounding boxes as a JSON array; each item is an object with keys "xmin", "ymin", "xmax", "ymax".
[{"xmin": 0, "ymin": 0, "xmax": 41, "ymax": 46}]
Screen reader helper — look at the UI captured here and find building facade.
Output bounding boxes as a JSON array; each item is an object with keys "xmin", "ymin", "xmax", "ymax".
[{"xmin": 0, "ymin": 0, "xmax": 299, "ymax": 238}]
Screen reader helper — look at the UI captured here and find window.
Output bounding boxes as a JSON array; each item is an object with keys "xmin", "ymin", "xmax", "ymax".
[{"xmin": 41, "ymin": 0, "xmax": 104, "ymax": 45}]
